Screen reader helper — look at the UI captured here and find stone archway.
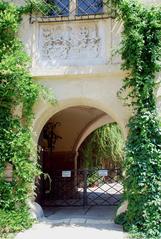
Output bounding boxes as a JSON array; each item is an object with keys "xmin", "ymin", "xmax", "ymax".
[
  {"xmin": 73, "ymin": 114, "xmax": 114, "ymax": 152},
  {"xmin": 35, "ymin": 102, "xmax": 125, "ymax": 208},
  {"xmin": 33, "ymin": 96, "xmax": 129, "ymax": 145}
]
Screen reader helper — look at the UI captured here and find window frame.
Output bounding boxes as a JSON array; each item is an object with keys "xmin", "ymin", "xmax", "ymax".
[{"xmin": 48, "ymin": 0, "xmax": 105, "ymax": 17}]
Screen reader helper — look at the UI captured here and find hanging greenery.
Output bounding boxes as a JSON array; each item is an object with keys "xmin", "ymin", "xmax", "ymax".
[
  {"xmin": 0, "ymin": 0, "xmax": 161, "ymax": 238},
  {"xmin": 0, "ymin": 1, "xmax": 55, "ymax": 235},
  {"xmin": 79, "ymin": 123, "xmax": 124, "ymax": 168},
  {"xmin": 108, "ymin": 0, "xmax": 161, "ymax": 238}
]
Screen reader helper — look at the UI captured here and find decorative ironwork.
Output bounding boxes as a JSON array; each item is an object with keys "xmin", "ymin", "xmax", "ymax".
[
  {"xmin": 77, "ymin": 0, "xmax": 103, "ymax": 16},
  {"xmin": 30, "ymin": 0, "xmax": 116, "ymax": 23},
  {"xmin": 43, "ymin": 122, "xmax": 62, "ymax": 151},
  {"xmin": 42, "ymin": 168, "xmax": 123, "ymax": 207}
]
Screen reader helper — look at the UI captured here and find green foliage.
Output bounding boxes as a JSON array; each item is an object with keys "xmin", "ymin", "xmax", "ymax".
[
  {"xmin": 0, "ymin": 0, "xmax": 55, "ymax": 235},
  {"xmin": 0, "ymin": 208, "xmax": 34, "ymax": 235},
  {"xmin": 109, "ymin": 0, "xmax": 161, "ymax": 238},
  {"xmin": 21, "ymin": 0, "xmax": 54, "ymax": 15},
  {"xmin": 80, "ymin": 123, "xmax": 124, "ymax": 168},
  {"xmin": 115, "ymin": 212, "xmax": 127, "ymax": 226}
]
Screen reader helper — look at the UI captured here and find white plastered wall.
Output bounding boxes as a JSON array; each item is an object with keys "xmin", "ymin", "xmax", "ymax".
[
  {"xmin": 33, "ymin": 74, "xmax": 131, "ymax": 144},
  {"xmin": 11, "ymin": 0, "xmax": 161, "ymax": 144}
]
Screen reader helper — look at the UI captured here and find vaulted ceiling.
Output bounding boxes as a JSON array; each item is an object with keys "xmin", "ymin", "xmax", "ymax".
[{"xmin": 40, "ymin": 106, "xmax": 114, "ymax": 152}]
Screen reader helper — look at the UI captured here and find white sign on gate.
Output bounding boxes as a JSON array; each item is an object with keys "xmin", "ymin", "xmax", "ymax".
[
  {"xmin": 98, "ymin": 170, "xmax": 108, "ymax": 177},
  {"xmin": 62, "ymin": 171, "xmax": 71, "ymax": 178}
]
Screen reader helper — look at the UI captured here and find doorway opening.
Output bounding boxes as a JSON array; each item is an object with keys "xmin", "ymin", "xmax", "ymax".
[{"xmin": 36, "ymin": 106, "xmax": 124, "ymax": 208}]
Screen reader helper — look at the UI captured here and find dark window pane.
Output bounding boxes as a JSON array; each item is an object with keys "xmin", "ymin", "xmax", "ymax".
[
  {"xmin": 77, "ymin": 0, "xmax": 103, "ymax": 16},
  {"xmin": 47, "ymin": 0, "xmax": 69, "ymax": 16}
]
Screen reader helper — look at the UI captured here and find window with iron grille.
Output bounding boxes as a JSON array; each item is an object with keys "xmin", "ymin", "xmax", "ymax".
[
  {"xmin": 47, "ymin": 0, "xmax": 104, "ymax": 17},
  {"xmin": 47, "ymin": 0, "xmax": 70, "ymax": 17},
  {"xmin": 30, "ymin": 1, "xmax": 114, "ymax": 23},
  {"xmin": 77, "ymin": 0, "xmax": 103, "ymax": 16}
]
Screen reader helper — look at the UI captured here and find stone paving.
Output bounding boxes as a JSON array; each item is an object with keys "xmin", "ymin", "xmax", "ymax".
[{"xmin": 16, "ymin": 206, "xmax": 126, "ymax": 239}]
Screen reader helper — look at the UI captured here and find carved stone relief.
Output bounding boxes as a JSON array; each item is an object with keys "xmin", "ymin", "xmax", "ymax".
[{"xmin": 38, "ymin": 22, "xmax": 103, "ymax": 65}]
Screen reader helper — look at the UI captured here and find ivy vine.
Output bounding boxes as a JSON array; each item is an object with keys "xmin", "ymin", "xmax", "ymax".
[
  {"xmin": 109, "ymin": 0, "xmax": 161, "ymax": 238},
  {"xmin": 79, "ymin": 123, "xmax": 124, "ymax": 168},
  {"xmin": 0, "ymin": 0, "xmax": 54, "ymax": 235},
  {"xmin": 0, "ymin": 0, "xmax": 161, "ymax": 238}
]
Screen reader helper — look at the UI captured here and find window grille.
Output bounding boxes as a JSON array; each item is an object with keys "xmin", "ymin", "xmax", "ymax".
[
  {"xmin": 77, "ymin": 0, "xmax": 103, "ymax": 16},
  {"xmin": 30, "ymin": 0, "xmax": 115, "ymax": 23},
  {"xmin": 47, "ymin": 0, "xmax": 69, "ymax": 17}
]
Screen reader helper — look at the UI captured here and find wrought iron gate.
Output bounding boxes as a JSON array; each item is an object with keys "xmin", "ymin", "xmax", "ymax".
[{"xmin": 43, "ymin": 168, "xmax": 123, "ymax": 207}]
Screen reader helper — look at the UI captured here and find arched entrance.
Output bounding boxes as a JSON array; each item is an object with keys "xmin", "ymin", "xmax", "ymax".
[{"xmin": 36, "ymin": 105, "xmax": 124, "ymax": 208}]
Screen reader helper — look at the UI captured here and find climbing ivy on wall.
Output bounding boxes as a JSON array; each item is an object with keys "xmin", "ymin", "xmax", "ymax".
[
  {"xmin": 0, "ymin": 0, "xmax": 161, "ymax": 238},
  {"xmin": 108, "ymin": 0, "xmax": 161, "ymax": 238},
  {"xmin": 0, "ymin": 0, "xmax": 54, "ymax": 235}
]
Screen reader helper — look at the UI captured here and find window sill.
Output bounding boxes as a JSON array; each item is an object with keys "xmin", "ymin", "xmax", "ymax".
[{"xmin": 30, "ymin": 13, "xmax": 115, "ymax": 24}]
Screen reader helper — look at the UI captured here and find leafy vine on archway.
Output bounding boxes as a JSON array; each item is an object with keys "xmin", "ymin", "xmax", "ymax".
[
  {"xmin": 0, "ymin": 0, "xmax": 161, "ymax": 238},
  {"xmin": 109, "ymin": 0, "xmax": 161, "ymax": 238},
  {"xmin": 0, "ymin": 0, "xmax": 55, "ymax": 235}
]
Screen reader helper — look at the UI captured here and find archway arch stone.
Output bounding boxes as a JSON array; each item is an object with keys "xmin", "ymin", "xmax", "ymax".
[
  {"xmin": 33, "ymin": 97, "xmax": 129, "ymax": 144},
  {"xmin": 33, "ymin": 76, "xmax": 131, "ymax": 142}
]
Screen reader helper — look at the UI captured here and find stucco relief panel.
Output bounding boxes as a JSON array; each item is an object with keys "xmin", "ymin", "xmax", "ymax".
[{"xmin": 37, "ymin": 22, "xmax": 106, "ymax": 66}]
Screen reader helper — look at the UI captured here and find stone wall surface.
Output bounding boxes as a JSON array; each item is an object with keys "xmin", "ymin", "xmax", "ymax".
[{"xmin": 7, "ymin": 0, "xmax": 161, "ymax": 138}]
